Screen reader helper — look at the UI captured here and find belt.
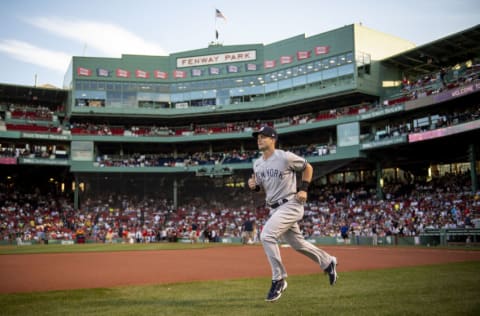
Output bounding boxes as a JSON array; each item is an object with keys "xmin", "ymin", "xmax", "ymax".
[{"xmin": 268, "ymin": 198, "xmax": 289, "ymax": 209}]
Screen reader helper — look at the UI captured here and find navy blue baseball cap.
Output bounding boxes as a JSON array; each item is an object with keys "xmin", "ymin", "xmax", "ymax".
[{"xmin": 252, "ymin": 126, "xmax": 278, "ymax": 140}]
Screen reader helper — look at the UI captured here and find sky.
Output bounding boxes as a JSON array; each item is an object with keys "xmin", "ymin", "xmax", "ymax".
[{"xmin": 0, "ymin": 0, "xmax": 479, "ymax": 88}]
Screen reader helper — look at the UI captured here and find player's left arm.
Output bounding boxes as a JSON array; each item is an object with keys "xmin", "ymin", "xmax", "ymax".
[{"xmin": 296, "ymin": 161, "xmax": 313, "ymax": 203}]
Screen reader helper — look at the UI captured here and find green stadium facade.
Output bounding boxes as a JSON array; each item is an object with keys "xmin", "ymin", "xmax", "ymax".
[{"xmin": 1, "ymin": 23, "xmax": 480, "ymax": 244}]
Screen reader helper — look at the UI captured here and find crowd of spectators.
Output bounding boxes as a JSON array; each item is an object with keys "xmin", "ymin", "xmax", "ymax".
[
  {"xmin": 303, "ymin": 173, "xmax": 479, "ymax": 240},
  {"xmin": 59, "ymin": 101, "xmax": 480, "ymax": 168},
  {"xmin": 6, "ymin": 101, "xmax": 478, "ymax": 168},
  {"xmin": 1, "ymin": 63, "xmax": 479, "ymax": 245},
  {"xmin": 2, "ymin": 61, "xmax": 479, "ymax": 139},
  {"xmin": 95, "ymin": 143, "xmax": 336, "ymax": 168},
  {"xmin": 3, "ymin": 99, "xmax": 376, "ymax": 138},
  {"xmin": 0, "ymin": 143, "xmax": 68, "ymax": 159},
  {"xmin": 7, "ymin": 105, "xmax": 55, "ymax": 122},
  {"xmin": 63, "ymin": 102, "xmax": 372, "ymax": 138},
  {"xmin": 363, "ymin": 105, "xmax": 480, "ymax": 142},
  {"xmin": 385, "ymin": 63, "xmax": 480, "ymax": 106},
  {"xmin": 96, "ymin": 150, "xmax": 253, "ymax": 168},
  {"xmin": 1, "ymin": 173, "xmax": 478, "ymax": 245}
]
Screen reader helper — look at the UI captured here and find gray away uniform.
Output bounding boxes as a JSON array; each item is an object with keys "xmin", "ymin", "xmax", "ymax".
[{"xmin": 253, "ymin": 149, "xmax": 334, "ymax": 281}]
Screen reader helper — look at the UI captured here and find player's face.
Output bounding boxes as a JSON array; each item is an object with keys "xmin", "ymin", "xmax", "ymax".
[{"xmin": 257, "ymin": 134, "xmax": 275, "ymax": 151}]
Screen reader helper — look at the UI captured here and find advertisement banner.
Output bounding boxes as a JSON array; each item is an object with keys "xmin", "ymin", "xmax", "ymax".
[
  {"xmin": 0, "ymin": 157, "xmax": 17, "ymax": 165},
  {"xmin": 408, "ymin": 119, "xmax": 480, "ymax": 143},
  {"xmin": 433, "ymin": 82, "xmax": 480, "ymax": 103}
]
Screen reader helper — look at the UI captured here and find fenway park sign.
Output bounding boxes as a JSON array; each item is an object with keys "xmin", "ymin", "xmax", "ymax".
[{"xmin": 177, "ymin": 50, "xmax": 256, "ymax": 68}]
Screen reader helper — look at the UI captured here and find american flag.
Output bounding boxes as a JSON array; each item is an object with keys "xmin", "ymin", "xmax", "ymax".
[
  {"xmin": 246, "ymin": 63, "xmax": 257, "ymax": 71},
  {"xmin": 215, "ymin": 9, "xmax": 227, "ymax": 20},
  {"xmin": 227, "ymin": 65, "xmax": 238, "ymax": 73},
  {"xmin": 97, "ymin": 68, "xmax": 110, "ymax": 77},
  {"xmin": 209, "ymin": 67, "xmax": 220, "ymax": 75},
  {"xmin": 191, "ymin": 68, "xmax": 202, "ymax": 77}
]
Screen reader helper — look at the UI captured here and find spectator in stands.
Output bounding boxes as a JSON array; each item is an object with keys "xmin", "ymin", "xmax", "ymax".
[
  {"xmin": 105, "ymin": 228, "xmax": 113, "ymax": 243},
  {"xmin": 190, "ymin": 222, "xmax": 198, "ymax": 243},
  {"xmin": 0, "ymin": 172, "xmax": 478, "ymax": 245},
  {"xmin": 209, "ymin": 227, "xmax": 220, "ymax": 242},
  {"xmin": 241, "ymin": 218, "xmax": 255, "ymax": 244},
  {"xmin": 440, "ymin": 67, "xmax": 447, "ymax": 87},
  {"xmin": 340, "ymin": 222, "xmax": 349, "ymax": 244},
  {"xmin": 202, "ymin": 227, "xmax": 210, "ymax": 243},
  {"xmin": 371, "ymin": 223, "xmax": 378, "ymax": 246}
]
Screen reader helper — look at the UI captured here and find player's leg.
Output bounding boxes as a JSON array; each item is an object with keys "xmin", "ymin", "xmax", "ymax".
[
  {"xmin": 261, "ymin": 204, "xmax": 300, "ymax": 301},
  {"xmin": 261, "ymin": 201, "xmax": 306, "ymax": 279},
  {"xmin": 261, "ymin": 210, "xmax": 292, "ymax": 281},
  {"xmin": 284, "ymin": 221, "xmax": 338, "ymax": 285},
  {"xmin": 283, "ymin": 222, "xmax": 333, "ymax": 269}
]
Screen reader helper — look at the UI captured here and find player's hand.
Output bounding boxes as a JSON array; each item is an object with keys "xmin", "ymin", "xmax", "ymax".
[
  {"xmin": 248, "ymin": 174, "xmax": 257, "ymax": 190},
  {"xmin": 296, "ymin": 190, "xmax": 307, "ymax": 204}
]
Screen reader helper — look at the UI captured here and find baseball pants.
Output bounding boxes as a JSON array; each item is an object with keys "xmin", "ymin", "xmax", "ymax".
[{"xmin": 260, "ymin": 199, "xmax": 334, "ymax": 281}]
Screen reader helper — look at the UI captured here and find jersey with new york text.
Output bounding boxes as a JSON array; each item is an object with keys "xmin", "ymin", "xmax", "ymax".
[{"xmin": 253, "ymin": 149, "xmax": 307, "ymax": 205}]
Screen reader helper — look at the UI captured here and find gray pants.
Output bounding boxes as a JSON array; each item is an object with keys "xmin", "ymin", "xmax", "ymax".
[{"xmin": 261, "ymin": 199, "xmax": 333, "ymax": 281}]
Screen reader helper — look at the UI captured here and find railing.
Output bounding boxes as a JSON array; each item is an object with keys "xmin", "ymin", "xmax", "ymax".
[{"xmin": 419, "ymin": 228, "xmax": 480, "ymax": 246}]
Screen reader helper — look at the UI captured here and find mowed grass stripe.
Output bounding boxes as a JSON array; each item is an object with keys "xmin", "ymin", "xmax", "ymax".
[{"xmin": 0, "ymin": 242, "xmax": 237, "ymax": 255}]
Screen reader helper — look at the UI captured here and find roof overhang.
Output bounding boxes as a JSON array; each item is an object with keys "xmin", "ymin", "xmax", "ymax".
[{"xmin": 382, "ymin": 24, "xmax": 480, "ymax": 76}]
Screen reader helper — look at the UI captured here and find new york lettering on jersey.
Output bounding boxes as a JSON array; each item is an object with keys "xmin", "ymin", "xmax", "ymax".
[{"xmin": 256, "ymin": 168, "xmax": 284, "ymax": 180}]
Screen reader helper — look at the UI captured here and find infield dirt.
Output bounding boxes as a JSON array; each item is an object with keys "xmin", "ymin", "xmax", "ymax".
[{"xmin": 1, "ymin": 245, "xmax": 479, "ymax": 293}]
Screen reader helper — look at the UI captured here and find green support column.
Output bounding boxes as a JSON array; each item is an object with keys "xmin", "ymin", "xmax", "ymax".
[
  {"xmin": 470, "ymin": 144, "xmax": 478, "ymax": 192},
  {"xmin": 173, "ymin": 178, "xmax": 178, "ymax": 210},
  {"xmin": 376, "ymin": 161, "xmax": 384, "ymax": 200},
  {"xmin": 74, "ymin": 174, "xmax": 79, "ymax": 210}
]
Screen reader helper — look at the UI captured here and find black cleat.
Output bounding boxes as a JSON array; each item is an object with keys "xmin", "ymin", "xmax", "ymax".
[
  {"xmin": 265, "ymin": 279, "xmax": 288, "ymax": 302},
  {"xmin": 324, "ymin": 257, "xmax": 338, "ymax": 285}
]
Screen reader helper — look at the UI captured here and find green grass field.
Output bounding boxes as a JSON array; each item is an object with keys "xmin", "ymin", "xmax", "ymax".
[
  {"xmin": 0, "ymin": 259, "xmax": 479, "ymax": 316},
  {"xmin": 0, "ymin": 242, "xmax": 233, "ymax": 255}
]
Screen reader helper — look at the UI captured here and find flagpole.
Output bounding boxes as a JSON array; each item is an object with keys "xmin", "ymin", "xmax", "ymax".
[{"xmin": 214, "ymin": 9, "xmax": 217, "ymax": 43}]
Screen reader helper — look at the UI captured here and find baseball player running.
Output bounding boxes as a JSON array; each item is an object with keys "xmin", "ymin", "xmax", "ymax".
[{"xmin": 248, "ymin": 126, "xmax": 337, "ymax": 302}]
